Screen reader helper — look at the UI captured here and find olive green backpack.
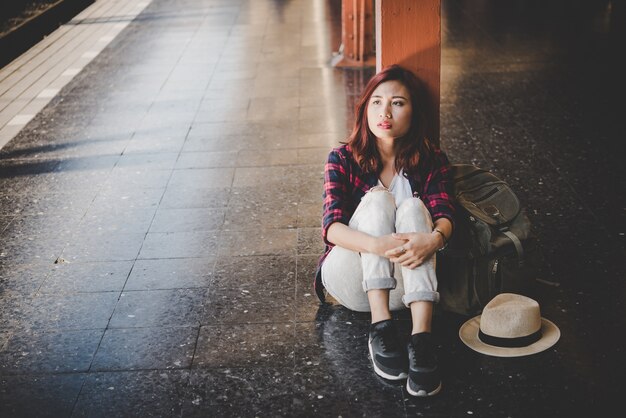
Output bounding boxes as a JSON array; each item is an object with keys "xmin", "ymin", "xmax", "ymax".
[{"xmin": 436, "ymin": 164, "xmax": 540, "ymax": 316}]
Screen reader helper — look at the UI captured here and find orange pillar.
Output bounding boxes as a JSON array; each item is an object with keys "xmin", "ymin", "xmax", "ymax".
[
  {"xmin": 332, "ymin": 0, "xmax": 376, "ymax": 68},
  {"xmin": 375, "ymin": 0, "xmax": 441, "ymax": 143}
]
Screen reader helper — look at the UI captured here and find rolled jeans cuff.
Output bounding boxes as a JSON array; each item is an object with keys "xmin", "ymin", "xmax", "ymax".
[
  {"xmin": 362, "ymin": 277, "xmax": 397, "ymax": 292},
  {"xmin": 402, "ymin": 290, "xmax": 440, "ymax": 307}
]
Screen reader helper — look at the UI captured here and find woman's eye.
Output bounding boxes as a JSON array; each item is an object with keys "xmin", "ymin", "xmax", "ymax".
[
  {"xmin": 393, "ymin": 101, "xmax": 404, "ymax": 106},
  {"xmin": 371, "ymin": 99, "xmax": 381, "ymax": 105}
]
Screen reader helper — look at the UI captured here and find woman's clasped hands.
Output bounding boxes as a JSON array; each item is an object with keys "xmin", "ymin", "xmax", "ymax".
[{"xmin": 373, "ymin": 232, "xmax": 440, "ymax": 270}]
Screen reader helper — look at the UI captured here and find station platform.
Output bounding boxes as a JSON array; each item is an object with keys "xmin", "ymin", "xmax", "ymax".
[{"xmin": 0, "ymin": 0, "xmax": 624, "ymax": 416}]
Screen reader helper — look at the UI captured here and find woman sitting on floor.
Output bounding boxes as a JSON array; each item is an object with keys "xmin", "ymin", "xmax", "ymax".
[{"xmin": 316, "ymin": 64, "xmax": 455, "ymax": 397}]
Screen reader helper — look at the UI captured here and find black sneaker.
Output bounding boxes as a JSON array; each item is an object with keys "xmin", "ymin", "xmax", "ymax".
[
  {"xmin": 368, "ymin": 320, "xmax": 408, "ymax": 380},
  {"xmin": 406, "ymin": 332, "xmax": 442, "ymax": 397}
]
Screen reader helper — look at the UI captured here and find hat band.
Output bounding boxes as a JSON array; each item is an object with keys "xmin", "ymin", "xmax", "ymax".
[{"xmin": 478, "ymin": 329, "xmax": 542, "ymax": 348}]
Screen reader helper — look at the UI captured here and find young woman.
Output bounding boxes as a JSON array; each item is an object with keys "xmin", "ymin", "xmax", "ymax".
[{"xmin": 315, "ymin": 64, "xmax": 454, "ymax": 397}]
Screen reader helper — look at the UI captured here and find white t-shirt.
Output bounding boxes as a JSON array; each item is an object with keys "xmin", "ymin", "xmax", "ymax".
[{"xmin": 377, "ymin": 169, "xmax": 413, "ymax": 207}]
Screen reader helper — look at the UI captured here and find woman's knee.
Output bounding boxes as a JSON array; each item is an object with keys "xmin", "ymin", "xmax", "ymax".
[
  {"xmin": 396, "ymin": 197, "xmax": 432, "ymax": 231},
  {"xmin": 351, "ymin": 188, "xmax": 396, "ymax": 233},
  {"xmin": 397, "ymin": 196, "xmax": 428, "ymax": 216},
  {"xmin": 363, "ymin": 187, "xmax": 396, "ymax": 209}
]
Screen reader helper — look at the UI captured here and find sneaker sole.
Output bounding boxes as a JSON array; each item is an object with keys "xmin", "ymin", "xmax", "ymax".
[
  {"xmin": 406, "ymin": 380, "xmax": 442, "ymax": 397},
  {"xmin": 367, "ymin": 340, "xmax": 408, "ymax": 381}
]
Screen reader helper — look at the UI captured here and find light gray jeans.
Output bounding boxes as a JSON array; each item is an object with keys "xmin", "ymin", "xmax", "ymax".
[{"xmin": 321, "ymin": 187, "xmax": 439, "ymax": 312}]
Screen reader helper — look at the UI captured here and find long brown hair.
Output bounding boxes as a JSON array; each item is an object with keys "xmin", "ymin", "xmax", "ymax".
[{"xmin": 347, "ymin": 64, "xmax": 435, "ymax": 175}]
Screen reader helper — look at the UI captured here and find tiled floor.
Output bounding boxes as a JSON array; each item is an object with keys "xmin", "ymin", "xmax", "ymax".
[{"xmin": 0, "ymin": 0, "xmax": 625, "ymax": 416}]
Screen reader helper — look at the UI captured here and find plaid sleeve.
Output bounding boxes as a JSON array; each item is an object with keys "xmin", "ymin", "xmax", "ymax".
[
  {"xmin": 322, "ymin": 148, "xmax": 351, "ymax": 246},
  {"xmin": 421, "ymin": 149, "xmax": 455, "ymax": 230}
]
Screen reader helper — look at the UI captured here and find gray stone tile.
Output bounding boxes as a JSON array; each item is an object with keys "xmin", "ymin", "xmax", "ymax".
[
  {"xmin": 184, "ymin": 368, "xmax": 295, "ymax": 416},
  {"xmin": 92, "ymin": 187, "xmax": 165, "ymax": 210},
  {"xmin": 204, "ymin": 255, "xmax": 295, "ymax": 324},
  {"xmin": 297, "ymin": 147, "xmax": 331, "ymax": 165},
  {"xmin": 223, "ymin": 201, "xmax": 298, "ymax": 230},
  {"xmin": 125, "ymin": 257, "xmax": 215, "ymax": 291},
  {"xmin": 182, "ymin": 134, "xmax": 260, "ymax": 153},
  {"xmin": 297, "ymin": 227, "xmax": 324, "ymax": 256},
  {"xmin": 160, "ymin": 186, "xmax": 231, "ymax": 209},
  {"xmin": 62, "ymin": 231, "xmax": 145, "ymax": 262},
  {"xmin": 0, "ymin": 329, "xmax": 103, "ymax": 374},
  {"xmin": 236, "ymin": 148, "xmax": 298, "ymax": 167},
  {"xmin": 168, "ymin": 168, "xmax": 234, "ymax": 188},
  {"xmin": 34, "ymin": 171, "xmax": 111, "ymax": 193},
  {"xmin": 298, "ymin": 105, "xmax": 328, "ymax": 120},
  {"xmin": 38, "ymin": 261, "xmax": 133, "ymax": 294},
  {"xmin": 193, "ymin": 323, "xmax": 295, "ymax": 368},
  {"xmin": 294, "ymin": 320, "xmax": 370, "ymax": 369},
  {"xmin": 297, "ymin": 202, "xmax": 321, "ymax": 228},
  {"xmin": 297, "ymin": 132, "xmax": 344, "ymax": 149},
  {"xmin": 109, "ymin": 288, "xmax": 210, "ymax": 328},
  {"xmin": 194, "ymin": 104, "xmax": 249, "ymax": 123},
  {"xmin": 139, "ymin": 230, "xmax": 220, "ymax": 259},
  {"xmin": 78, "ymin": 205, "xmax": 157, "ymax": 234},
  {"xmin": 294, "ymin": 163, "xmax": 325, "ymax": 188},
  {"xmin": 206, "ymin": 78, "xmax": 256, "ymax": 94},
  {"xmin": 299, "ymin": 116, "xmax": 346, "ymax": 135},
  {"xmin": 207, "ymin": 70, "xmax": 258, "ymax": 82},
  {"xmin": 175, "ymin": 151, "xmax": 237, "ymax": 169},
  {"xmin": 3, "ymin": 210, "xmax": 84, "ymax": 237},
  {"xmin": 22, "ymin": 292, "xmax": 120, "ymax": 330},
  {"xmin": 228, "ymin": 184, "xmax": 300, "ymax": 207},
  {"xmin": 72, "ymin": 370, "xmax": 189, "ymax": 418},
  {"xmin": 247, "ymin": 97, "xmax": 299, "ymax": 121},
  {"xmin": 116, "ymin": 152, "xmax": 179, "ymax": 170},
  {"xmin": 0, "ymin": 233, "xmax": 65, "ymax": 264},
  {"xmin": 292, "ymin": 364, "xmax": 406, "ymax": 418},
  {"xmin": 218, "ymin": 228, "xmax": 297, "ymax": 256},
  {"xmin": 0, "ymin": 158, "xmax": 60, "ymax": 178},
  {"xmin": 0, "ymin": 373, "xmax": 86, "ymax": 418},
  {"xmin": 104, "ymin": 167, "xmax": 172, "ymax": 190},
  {"xmin": 122, "ymin": 136, "xmax": 186, "ymax": 155},
  {"xmin": 150, "ymin": 207, "xmax": 225, "ymax": 233},
  {"xmin": 0, "ymin": 262, "xmax": 51, "ymax": 296},
  {"xmin": 0, "ymin": 331, "xmax": 10, "ymax": 350},
  {"xmin": 92, "ymin": 327, "xmax": 198, "ymax": 371},
  {"xmin": 0, "ymin": 216, "xmax": 13, "ymax": 233},
  {"xmin": 252, "ymin": 77, "xmax": 299, "ymax": 98},
  {"xmin": 54, "ymin": 152, "xmax": 120, "ymax": 171},
  {"xmin": 197, "ymin": 97, "xmax": 250, "ymax": 113},
  {"xmin": 186, "ymin": 122, "xmax": 252, "ymax": 141},
  {"xmin": 295, "ymin": 183, "xmax": 322, "ymax": 204}
]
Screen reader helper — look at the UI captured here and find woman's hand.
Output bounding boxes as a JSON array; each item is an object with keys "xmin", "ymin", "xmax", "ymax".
[
  {"xmin": 383, "ymin": 232, "xmax": 442, "ymax": 269},
  {"xmin": 369, "ymin": 234, "xmax": 403, "ymax": 257}
]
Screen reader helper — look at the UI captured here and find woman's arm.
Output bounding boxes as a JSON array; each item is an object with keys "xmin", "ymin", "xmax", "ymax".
[
  {"xmin": 433, "ymin": 217, "xmax": 453, "ymax": 248},
  {"xmin": 421, "ymin": 148, "xmax": 456, "ymax": 235},
  {"xmin": 327, "ymin": 222, "xmax": 400, "ymax": 256}
]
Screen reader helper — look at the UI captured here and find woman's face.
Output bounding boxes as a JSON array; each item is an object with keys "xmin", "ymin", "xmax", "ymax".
[{"xmin": 366, "ymin": 80, "xmax": 412, "ymax": 141}]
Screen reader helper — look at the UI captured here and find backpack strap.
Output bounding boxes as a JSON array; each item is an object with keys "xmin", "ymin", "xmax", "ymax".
[{"xmin": 502, "ymin": 229, "xmax": 525, "ymax": 267}]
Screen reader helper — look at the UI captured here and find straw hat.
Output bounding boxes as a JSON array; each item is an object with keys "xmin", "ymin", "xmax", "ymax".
[{"xmin": 459, "ymin": 293, "xmax": 560, "ymax": 357}]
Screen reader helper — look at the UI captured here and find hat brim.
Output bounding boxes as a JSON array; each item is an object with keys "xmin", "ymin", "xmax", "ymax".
[{"xmin": 459, "ymin": 316, "xmax": 561, "ymax": 357}]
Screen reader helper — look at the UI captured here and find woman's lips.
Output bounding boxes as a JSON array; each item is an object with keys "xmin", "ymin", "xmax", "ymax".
[{"xmin": 377, "ymin": 122, "xmax": 392, "ymax": 129}]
